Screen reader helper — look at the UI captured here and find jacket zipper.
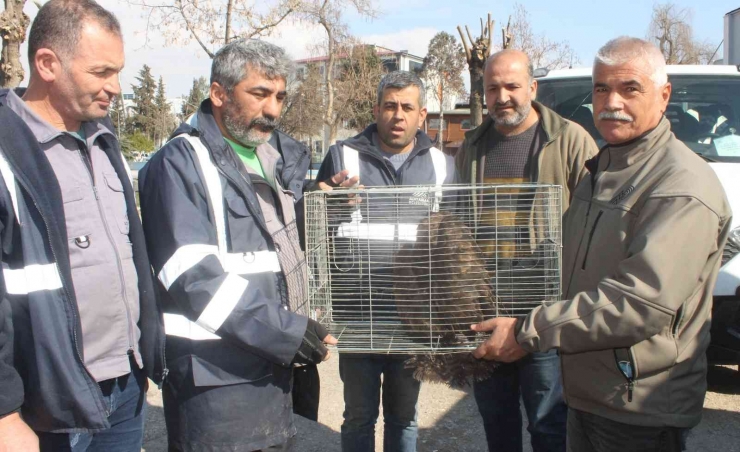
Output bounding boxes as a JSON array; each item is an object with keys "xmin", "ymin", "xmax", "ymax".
[
  {"xmin": 614, "ymin": 348, "xmax": 636, "ymax": 402},
  {"xmin": 76, "ymin": 146, "xmax": 136, "ymax": 356},
  {"xmin": 581, "ymin": 210, "xmax": 603, "ymax": 270},
  {"xmin": 22, "ymin": 191, "xmax": 107, "ymax": 416}
]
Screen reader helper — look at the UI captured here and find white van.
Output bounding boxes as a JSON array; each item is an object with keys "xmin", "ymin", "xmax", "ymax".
[{"xmin": 535, "ymin": 65, "xmax": 740, "ymax": 365}]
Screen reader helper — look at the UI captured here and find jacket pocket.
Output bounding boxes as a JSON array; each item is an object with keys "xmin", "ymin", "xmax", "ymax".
[
  {"xmin": 581, "ymin": 210, "xmax": 603, "ymax": 270},
  {"xmin": 614, "ymin": 348, "xmax": 636, "ymax": 402},
  {"xmin": 103, "ymin": 172, "xmax": 130, "ymax": 235},
  {"xmin": 61, "ymin": 184, "xmax": 92, "ymax": 240}
]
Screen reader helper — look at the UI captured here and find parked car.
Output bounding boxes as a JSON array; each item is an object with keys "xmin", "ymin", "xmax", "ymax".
[{"xmin": 536, "ymin": 65, "xmax": 740, "ymax": 368}]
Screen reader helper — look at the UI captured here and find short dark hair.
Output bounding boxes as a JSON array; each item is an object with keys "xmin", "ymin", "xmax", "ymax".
[
  {"xmin": 28, "ymin": 0, "xmax": 121, "ymax": 67},
  {"xmin": 377, "ymin": 71, "xmax": 426, "ymax": 107}
]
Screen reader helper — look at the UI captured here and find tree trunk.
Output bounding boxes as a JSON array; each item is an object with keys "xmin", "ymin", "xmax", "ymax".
[
  {"xmin": 224, "ymin": 0, "xmax": 234, "ymax": 44},
  {"xmin": 439, "ymin": 110, "xmax": 445, "ymax": 153},
  {"xmin": 0, "ymin": 0, "xmax": 29, "ymax": 88},
  {"xmin": 469, "ymin": 61, "xmax": 485, "ymax": 127}
]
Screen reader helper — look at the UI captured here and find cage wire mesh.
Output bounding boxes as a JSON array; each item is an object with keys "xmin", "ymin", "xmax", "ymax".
[{"xmin": 304, "ymin": 183, "xmax": 562, "ymax": 355}]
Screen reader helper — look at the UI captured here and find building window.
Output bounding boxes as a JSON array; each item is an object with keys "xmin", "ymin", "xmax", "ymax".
[
  {"xmin": 122, "ymin": 93, "xmax": 134, "ymax": 100},
  {"xmin": 409, "ymin": 61, "xmax": 423, "ymax": 74},
  {"xmin": 460, "ymin": 119, "xmax": 472, "ymax": 130},
  {"xmin": 428, "ymin": 118, "xmax": 447, "ymax": 130}
]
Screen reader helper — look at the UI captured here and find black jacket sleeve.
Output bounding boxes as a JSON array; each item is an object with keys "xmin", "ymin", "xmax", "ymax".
[{"xmin": 0, "ymin": 281, "xmax": 23, "ymax": 417}]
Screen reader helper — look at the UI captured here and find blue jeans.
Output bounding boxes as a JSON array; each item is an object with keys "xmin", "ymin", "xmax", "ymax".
[
  {"xmin": 37, "ymin": 367, "xmax": 147, "ymax": 452},
  {"xmin": 339, "ymin": 354, "xmax": 421, "ymax": 452},
  {"xmin": 473, "ymin": 350, "xmax": 567, "ymax": 452}
]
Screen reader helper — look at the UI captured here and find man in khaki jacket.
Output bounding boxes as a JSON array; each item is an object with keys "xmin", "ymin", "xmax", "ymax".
[
  {"xmin": 472, "ymin": 37, "xmax": 732, "ymax": 451},
  {"xmin": 456, "ymin": 49, "xmax": 596, "ymax": 452}
]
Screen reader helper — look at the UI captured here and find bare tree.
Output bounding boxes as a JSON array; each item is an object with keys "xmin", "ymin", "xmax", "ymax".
[
  {"xmin": 0, "ymin": 0, "xmax": 30, "ymax": 88},
  {"xmin": 332, "ymin": 41, "xmax": 385, "ymax": 132},
  {"xmin": 648, "ymin": 3, "xmax": 715, "ymax": 64},
  {"xmin": 280, "ymin": 63, "xmax": 325, "ymax": 143},
  {"xmin": 508, "ymin": 4, "xmax": 577, "ymax": 70},
  {"xmin": 297, "ymin": 0, "xmax": 376, "ymax": 146},
  {"xmin": 422, "ymin": 31, "xmax": 467, "ymax": 150},
  {"xmin": 458, "ymin": 14, "xmax": 508, "ymax": 128},
  {"xmin": 128, "ymin": 0, "xmax": 298, "ymax": 58}
]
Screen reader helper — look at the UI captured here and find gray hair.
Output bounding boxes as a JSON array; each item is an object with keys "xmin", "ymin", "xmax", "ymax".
[
  {"xmin": 28, "ymin": 0, "xmax": 121, "ymax": 67},
  {"xmin": 594, "ymin": 36, "xmax": 668, "ymax": 86},
  {"xmin": 484, "ymin": 49, "xmax": 534, "ymax": 82},
  {"xmin": 377, "ymin": 71, "xmax": 426, "ymax": 107},
  {"xmin": 211, "ymin": 39, "xmax": 294, "ymax": 92}
]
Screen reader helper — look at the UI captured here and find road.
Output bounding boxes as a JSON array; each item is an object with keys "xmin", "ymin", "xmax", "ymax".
[{"xmin": 142, "ymin": 361, "xmax": 740, "ymax": 451}]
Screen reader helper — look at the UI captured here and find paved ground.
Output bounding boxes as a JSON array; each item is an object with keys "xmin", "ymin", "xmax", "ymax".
[{"xmin": 142, "ymin": 361, "xmax": 740, "ymax": 452}]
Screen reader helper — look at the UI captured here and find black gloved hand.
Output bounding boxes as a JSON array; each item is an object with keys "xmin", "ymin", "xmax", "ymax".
[{"xmin": 292, "ymin": 319, "xmax": 330, "ymax": 365}]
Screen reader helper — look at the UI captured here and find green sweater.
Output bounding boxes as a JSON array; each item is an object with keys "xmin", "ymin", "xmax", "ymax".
[{"xmin": 225, "ymin": 137, "xmax": 264, "ymax": 178}]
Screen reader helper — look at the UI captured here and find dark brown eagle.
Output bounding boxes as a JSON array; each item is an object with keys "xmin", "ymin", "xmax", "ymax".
[{"xmin": 393, "ymin": 211, "xmax": 503, "ymax": 387}]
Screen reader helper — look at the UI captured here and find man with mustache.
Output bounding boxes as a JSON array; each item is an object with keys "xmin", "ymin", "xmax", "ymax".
[
  {"xmin": 138, "ymin": 39, "xmax": 337, "ymax": 451},
  {"xmin": 472, "ymin": 37, "xmax": 732, "ymax": 451},
  {"xmin": 455, "ymin": 49, "xmax": 597, "ymax": 452},
  {"xmin": 0, "ymin": 0, "xmax": 165, "ymax": 450}
]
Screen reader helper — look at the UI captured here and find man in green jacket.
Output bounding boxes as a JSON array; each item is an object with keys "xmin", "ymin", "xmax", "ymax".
[
  {"xmin": 473, "ymin": 37, "xmax": 732, "ymax": 452},
  {"xmin": 456, "ymin": 49, "xmax": 596, "ymax": 452}
]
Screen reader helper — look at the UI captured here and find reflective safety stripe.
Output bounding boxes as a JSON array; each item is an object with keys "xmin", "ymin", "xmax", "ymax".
[
  {"xmin": 159, "ymin": 244, "xmax": 219, "ymax": 290},
  {"xmin": 222, "ymin": 250, "xmax": 281, "ymax": 274},
  {"xmin": 429, "ymin": 147, "xmax": 447, "ymax": 212},
  {"xmin": 196, "ymin": 272, "xmax": 249, "ymax": 333},
  {"xmin": 343, "ymin": 145, "xmax": 361, "ymax": 180},
  {"xmin": 337, "ymin": 222, "xmax": 418, "ymax": 242},
  {"xmin": 3, "ymin": 263, "xmax": 63, "ymax": 295},
  {"xmin": 163, "ymin": 313, "xmax": 221, "ymax": 340},
  {"xmin": 176, "ymin": 133, "xmax": 228, "ymax": 256},
  {"xmin": 0, "ymin": 150, "xmax": 20, "ymax": 222},
  {"xmin": 160, "ymin": 245, "xmax": 281, "ymax": 289}
]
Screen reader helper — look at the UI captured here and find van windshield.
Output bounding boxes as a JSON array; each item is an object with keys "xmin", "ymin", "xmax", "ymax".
[{"xmin": 537, "ymin": 75, "xmax": 740, "ymax": 163}]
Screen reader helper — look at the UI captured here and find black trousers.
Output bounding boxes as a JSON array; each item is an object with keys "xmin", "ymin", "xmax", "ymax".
[
  {"xmin": 567, "ymin": 408, "xmax": 688, "ymax": 452},
  {"xmin": 292, "ymin": 364, "xmax": 320, "ymax": 421}
]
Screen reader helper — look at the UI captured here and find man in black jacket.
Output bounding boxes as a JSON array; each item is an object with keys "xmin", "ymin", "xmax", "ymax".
[
  {"xmin": 0, "ymin": 298, "xmax": 37, "ymax": 451},
  {"xmin": 139, "ymin": 39, "xmax": 336, "ymax": 451},
  {"xmin": 0, "ymin": 0, "xmax": 164, "ymax": 450}
]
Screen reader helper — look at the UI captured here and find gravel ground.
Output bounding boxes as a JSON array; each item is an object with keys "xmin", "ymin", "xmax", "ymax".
[{"xmin": 142, "ymin": 361, "xmax": 740, "ymax": 452}]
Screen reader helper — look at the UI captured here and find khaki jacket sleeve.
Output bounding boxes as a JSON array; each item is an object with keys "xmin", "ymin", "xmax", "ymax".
[{"xmin": 517, "ymin": 195, "xmax": 724, "ymax": 354}]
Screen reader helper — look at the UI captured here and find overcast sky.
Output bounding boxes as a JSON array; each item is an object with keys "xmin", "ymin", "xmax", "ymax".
[{"xmin": 13, "ymin": 0, "xmax": 736, "ymax": 99}]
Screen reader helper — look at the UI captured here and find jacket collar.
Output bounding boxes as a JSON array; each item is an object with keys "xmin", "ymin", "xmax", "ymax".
[
  {"xmin": 341, "ymin": 123, "xmax": 436, "ymax": 159},
  {"xmin": 464, "ymin": 101, "xmax": 568, "ymax": 146},
  {"xmin": 603, "ymin": 117, "xmax": 672, "ymax": 171}
]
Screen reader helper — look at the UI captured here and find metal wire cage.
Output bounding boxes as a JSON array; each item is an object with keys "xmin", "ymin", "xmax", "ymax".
[{"xmin": 304, "ymin": 183, "xmax": 562, "ymax": 354}]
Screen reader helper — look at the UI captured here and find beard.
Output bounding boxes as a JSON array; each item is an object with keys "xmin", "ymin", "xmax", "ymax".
[
  {"xmin": 491, "ymin": 100, "xmax": 532, "ymax": 127},
  {"xmin": 222, "ymin": 99, "xmax": 279, "ymax": 146}
]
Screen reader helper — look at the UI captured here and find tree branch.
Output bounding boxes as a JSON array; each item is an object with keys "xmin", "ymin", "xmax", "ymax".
[{"xmin": 457, "ymin": 25, "xmax": 471, "ymax": 61}]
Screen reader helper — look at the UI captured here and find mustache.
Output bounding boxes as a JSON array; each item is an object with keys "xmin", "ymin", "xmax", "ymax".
[
  {"xmin": 250, "ymin": 116, "xmax": 279, "ymax": 131},
  {"xmin": 494, "ymin": 101, "xmax": 515, "ymax": 110},
  {"xmin": 598, "ymin": 111, "xmax": 634, "ymax": 122}
]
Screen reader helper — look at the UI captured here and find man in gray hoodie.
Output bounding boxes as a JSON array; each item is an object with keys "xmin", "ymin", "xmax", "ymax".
[{"xmin": 472, "ymin": 37, "xmax": 732, "ymax": 452}]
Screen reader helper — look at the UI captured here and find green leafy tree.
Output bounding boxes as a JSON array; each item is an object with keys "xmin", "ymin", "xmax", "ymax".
[
  {"xmin": 180, "ymin": 76, "xmax": 210, "ymax": 121},
  {"xmin": 153, "ymin": 76, "xmax": 174, "ymax": 145},
  {"xmin": 129, "ymin": 65, "xmax": 158, "ymax": 139}
]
